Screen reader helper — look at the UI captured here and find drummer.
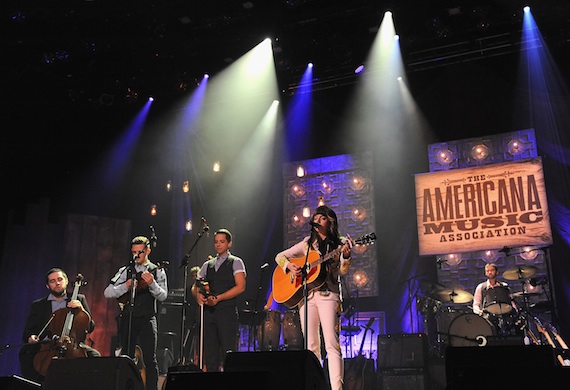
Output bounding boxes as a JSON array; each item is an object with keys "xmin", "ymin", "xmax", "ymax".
[{"xmin": 472, "ymin": 263, "xmax": 517, "ymax": 316}]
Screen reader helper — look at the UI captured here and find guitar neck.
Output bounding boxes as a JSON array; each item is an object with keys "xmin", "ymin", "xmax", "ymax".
[{"xmin": 309, "ymin": 247, "xmax": 343, "ymax": 268}]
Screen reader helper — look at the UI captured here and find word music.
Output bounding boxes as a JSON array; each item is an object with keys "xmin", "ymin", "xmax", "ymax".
[{"xmin": 421, "ymin": 175, "xmax": 543, "ymax": 243}]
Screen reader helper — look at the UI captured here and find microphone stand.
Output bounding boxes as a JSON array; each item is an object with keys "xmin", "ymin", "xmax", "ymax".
[
  {"xmin": 126, "ymin": 254, "xmax": 139, "ymax": 359},
  {"xmin": 301, "ymin": 247, "xmax": 311, "ymax": 351},
  {"xmin": 252, "ymin": 265, "xmax": 269, "ymax": 351},
  {"xmin": 177, "ymin": 224, "xmax": 208, "ymax": 365}
]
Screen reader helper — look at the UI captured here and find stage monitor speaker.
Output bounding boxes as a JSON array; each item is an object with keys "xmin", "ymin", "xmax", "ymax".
[
  {"xmin": 446, "ymin": 345, "xmax": 558, "ymax": 389},
  {"xmin": 377, "ymin": 333, "xmax": 427, "ymax": 369},
  {"xmin": 0, "ymin": 376, "xmax": 41, "ymax": 390},
  {"xmin": 43, "ymin": 357, "xmax": 144, "ymax": 390},
  {"xmin": 224, "ymin": 350, "xmax": 329, "ymax": 390}
]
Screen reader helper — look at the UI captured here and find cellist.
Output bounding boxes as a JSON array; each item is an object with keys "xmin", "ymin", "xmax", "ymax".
[{"xmin": 19, "ymin": 268, "xmax": 101, "ymax": 382}]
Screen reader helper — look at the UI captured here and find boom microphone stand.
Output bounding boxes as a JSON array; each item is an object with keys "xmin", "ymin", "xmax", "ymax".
[{"xmin": 177, "ymin": 217, "xmax": 209, "ymax": 365}]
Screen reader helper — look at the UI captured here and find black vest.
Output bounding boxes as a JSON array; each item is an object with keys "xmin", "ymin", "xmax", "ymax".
[
  {"xmin": 126, "ymin": 262, "xmax": 159, "ymax": 317},
  {"xmin": 205, "ymin": 255, "xmax": 238, "ymax": 310}
]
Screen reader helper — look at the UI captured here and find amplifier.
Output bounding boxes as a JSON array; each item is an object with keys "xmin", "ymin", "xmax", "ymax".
[{"xmin": 377, "ymin": 333, "xmax": 427, "ymax": 369}]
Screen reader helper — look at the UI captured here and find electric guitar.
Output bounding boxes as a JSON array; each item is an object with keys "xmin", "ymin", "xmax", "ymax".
[{"xmin": 272, "ymin": 233, "xmax": 376, "ymax": 309}]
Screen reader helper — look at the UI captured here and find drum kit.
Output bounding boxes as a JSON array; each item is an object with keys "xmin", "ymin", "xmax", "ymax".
[{"xmin": 418, "ymin": 265, "xmax": 551, "ymax": 353}]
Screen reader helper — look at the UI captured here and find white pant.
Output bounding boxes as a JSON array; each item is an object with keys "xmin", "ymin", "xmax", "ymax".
[{"xmin": 298, "ymin": 291, "xmax": 343, "ymax": 390}]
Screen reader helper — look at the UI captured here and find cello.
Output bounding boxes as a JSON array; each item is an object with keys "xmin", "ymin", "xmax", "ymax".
[{"xmin": 33, "ymin": 274, "xmax": 91, "ymax": 377}]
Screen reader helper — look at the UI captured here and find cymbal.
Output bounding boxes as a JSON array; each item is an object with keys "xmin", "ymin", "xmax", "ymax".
[
  {"xmin": 437, "ymin": 288, "xmax": 473, "ymax": 304},
  {"xmin": 418, "ymin": 279, "xmax": 446, "ymax": 294},
  {"xmin": 503, "ymin": 265, "xmax": 537, "ymax": 280},
  {"xmin": 513, "ymin": 291, "xmax": 542, "ymax": 297}
]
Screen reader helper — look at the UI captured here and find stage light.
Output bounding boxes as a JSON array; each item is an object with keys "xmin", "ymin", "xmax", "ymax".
[
  {"xmin": 302, "ymin": 206, "xmax": 311, "ymax": 218},
  {"xmin": 291, "ymin": 214, "xmax": 305, "ymax": 228},
  {"xmin": 520, "ymin": 246, "xmax": 539, "ymax": 261},
  {"xmin": 394, "ymin": 35, "xmax": 399, "ymax": 41},
  {"xmin": 445, "ymin": 253, "xmax": 462, "ymax": 266},
  {"xmin": 351, "ymin": 206, "xmax": 367, "ymax": 221},
  {"xmin": 148, "ymin": 96, "xmax": 154, "ymax": 102},
  {"xmin": 507, "ymin": 139, "xmax": 525, "ymax": 155},
  {"xmin": 291, "ymin": 183, "xmax": 305, "ymax": 198},
  {"xmin": 308, "ymin": 63, "xmax": 314, "ymax": 68},
  {"xmin": 471, "ymin": 144, "xmax": 489, "ymax": 160},
  {"xmin": 321, "ymin": 180, "xmax": 333, "ymax": 194},
  {"xmin": 150, "ymin": 205, "xmax": 157, "ymax": 216},
  {"xmin": 166, "ymin": 180, "xmax": 172, "ymax": 192},
  {"xmin": 481, "ymin": 250, "xmax": 498, "ymax": 263},
  {"xmin": 213, "ymin": 161, "xmax": 221, "ymax": 172},
  {"xmin": 353, "ymin": 270, "xmax": 369, "ymax": 287},
  {"xmin": 523, "ymin": 6, "xmax": 530, "ymax": 13},
  {"xmin": 354, "ymin": 65, "xmax": 365, "ymax": 74},
  {"xmin": 182, "ymin": 181, "xmax": 190, "ymax": 193},
  {"xmin": 350, "ymin": 175, "xmax": 366, "ymax": 191},
  {"xmin": 436, "ymin": 149, "xmax": 455, "ymax": 165},
  {"xmin": 185, "ymin": 220, "xmax": 192, "ymax": 232},
  {"xmin": 318, "ymin": 196, "xmax": 326, "ymax": 206},
  {"xmin": 296, "ymin": 165, "xmax": 306, "ymax": 177}
]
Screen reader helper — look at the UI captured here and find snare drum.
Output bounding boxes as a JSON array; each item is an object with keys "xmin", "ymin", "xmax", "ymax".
[
  {"xmin": 448, "ymin": 313, "xmax": 496, "ymax": 347},
  {"xmin": 484, "ymin": 286, "xmax": 513, "ymax": 315},
  {"xmin": 258, "ymin": 309, "xmax": 281, "ymax": 351}
]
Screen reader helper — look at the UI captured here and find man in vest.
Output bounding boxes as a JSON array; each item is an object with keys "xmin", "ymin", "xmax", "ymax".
[{"xmin": 192, "ymin": 228, "xmax": 246, "ymax": 371}]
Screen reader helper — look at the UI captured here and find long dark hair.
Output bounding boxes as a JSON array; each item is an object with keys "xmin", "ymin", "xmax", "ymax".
[{"xmin": 309, "ymin": 205, "xmax": 342, "ymax": 247}]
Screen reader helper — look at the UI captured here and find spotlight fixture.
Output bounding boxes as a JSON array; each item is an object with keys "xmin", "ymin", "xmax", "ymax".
[
  {"xmin": 471, "ymin": 144, "xmax": 489, "ymax": 161},
  {"xmin": 317, "ymin": 196, "xmax": 326, "ymax": 207},
  {"xmin": 150, "ymin": 205, "xmax": 158, "ymax": 216},
  {"xmin": 507, "ymin": 139, "xmax": 525, "ymax": 155},
  {"xmin": 182, "ymin": 181, "xmax": 190, "ymax": 193},
  {"xmin": 296, "ymin": 165, "xmax": 306, "ymax": 177},
  {"xmin": 185, "ymin": 220, "xmax": 192, "ymax": 232}
]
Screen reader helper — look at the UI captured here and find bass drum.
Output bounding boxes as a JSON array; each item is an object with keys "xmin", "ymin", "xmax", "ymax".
[
  {"xmin": 448, "ymin": 313, "xmax": 496, "ymax": 347},
  {"xmin": 258, "ymin": 309, "xmax": 281, "ymax": 351}
]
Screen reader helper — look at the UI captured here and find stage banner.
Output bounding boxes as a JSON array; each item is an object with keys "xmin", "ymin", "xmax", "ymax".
[{"xmin": 415, "ymin": 158, "xmax": 552, "ymax": 256}]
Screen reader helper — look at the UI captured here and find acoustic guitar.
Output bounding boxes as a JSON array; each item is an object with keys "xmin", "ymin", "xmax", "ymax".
[
  {"xmin": 272, "ymin": 233, "xmax": 376, "ymax": 309},
  {"xmin": 134, "ymin": 345, "xmax": 146, "ymax": 386},
  {"xmin": 345, "ymin": 317, "xmax": 375, "ymax": 390}
]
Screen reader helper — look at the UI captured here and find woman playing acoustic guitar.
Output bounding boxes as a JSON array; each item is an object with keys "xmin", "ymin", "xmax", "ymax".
[{"xmin": 274, "ymin": 206, "xmax": 353, "ymax": 390}]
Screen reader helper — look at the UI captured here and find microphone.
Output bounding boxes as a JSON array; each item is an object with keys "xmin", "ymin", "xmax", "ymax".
[
  {"xmin": 133, "ymin": 250, "xmax": 144, "ymax": 261},
  {"xmin": 150, "ymin": 225, "xmax": 157, "ymax": 247},
  {"xmin": 309, "ymin": 221, "xmax": 321, "ymax": 228},
  {"xmin": 201, "ymin": 216, "xmax": 210, "ymax": 237},
  {"xmin": 260, "ymin": 263, "xmax": 269, "ymax": 269}
]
